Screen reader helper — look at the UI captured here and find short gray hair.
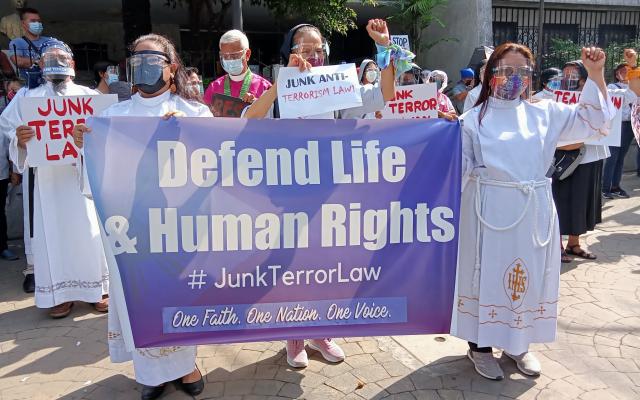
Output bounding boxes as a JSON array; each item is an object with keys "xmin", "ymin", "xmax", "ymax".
[{"xmin": 220, "ymin": 30, "xmax": 249, "ymax": 49}]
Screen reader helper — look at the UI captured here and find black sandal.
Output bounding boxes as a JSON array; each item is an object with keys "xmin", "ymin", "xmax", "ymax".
[
  {"xmin": 561, "ymin": 249, "xmax": 572, "ymax": 263},
  {"xmin": 566, "ymin": 245, "xmax": 597, "ymax": 260}
]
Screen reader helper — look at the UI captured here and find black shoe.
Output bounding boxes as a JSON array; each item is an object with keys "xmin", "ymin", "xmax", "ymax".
[
  {"xmin": 0, "ymin": 249, "xmax": 18, "ymax": 261},
  {"xmin": 612, "ymin": 188, "xmax": 630, "ymax": 199},
  {"xmin": 22, "ymin": 274, "xmax": 35, "ymax": 293},
  {"xmin": 140, "ymin": 384, "xmax": 165, "ymax": 400},
  {"xmin": 176, "ymin": 376, "xmax": 204, "ymax": 396},
  {"xmin": 602, "ymin": 191, "xmax": 614, "ymax": 199}
]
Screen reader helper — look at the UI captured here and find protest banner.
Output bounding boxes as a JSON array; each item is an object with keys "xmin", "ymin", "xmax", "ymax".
[
  {"xmin": 276, "ymin": 64, "xmax": 362, "ymax": 118},
  {"xmin": 380, "ymin": 83, "xmax": 438, "ymax": 119},
  {"xmin": 553, "ymin": 89, "xmax": 624, "ymax": 147},
  {"xmin": 85, "ymin": 117, "xmax": 461, "ymax": 347},
  {"xmin": 391, "ymin": 35, "xmax": 410, "ymax": 50},
  {"xmin": 211, "ymin": 93, "xmax": 250, "ymax": 118},
  {"xmin": 20, "ymin": 94, "xmax": 117, "ymax": 167}
]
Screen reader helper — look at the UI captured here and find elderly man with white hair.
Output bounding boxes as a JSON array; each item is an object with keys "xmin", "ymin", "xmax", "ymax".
[{"xmin": 203, "ymin": 29, "xmax": 272, "ymax": 110}]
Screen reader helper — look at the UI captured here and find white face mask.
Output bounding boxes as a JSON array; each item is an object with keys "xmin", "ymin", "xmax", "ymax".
[{"xmin": 365, "ymin": 69, "xmax": 379, "ymax": 83}]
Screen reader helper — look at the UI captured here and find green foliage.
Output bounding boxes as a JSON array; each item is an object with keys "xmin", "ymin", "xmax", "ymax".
[
  {"xmin": 385, "ymin": 0, "xmax": 449, "ymax": 52},
  {"xmin": 258, "ymin": 0, "xmax": 377, "ymax": 36},
  {"xmin": 545, "ymin": 38, "xmax": 640, "ymax": 79}
]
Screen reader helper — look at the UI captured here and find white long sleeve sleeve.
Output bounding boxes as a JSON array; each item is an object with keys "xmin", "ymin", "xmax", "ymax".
[{"xmin": 553, "ymin": 78, "xmax": 617, "ymax": 147}]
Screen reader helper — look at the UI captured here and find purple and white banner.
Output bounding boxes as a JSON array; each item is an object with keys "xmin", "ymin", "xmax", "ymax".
[{"xmin": 85, "ymin": 117, "xmax": 461, "ymax": 348}]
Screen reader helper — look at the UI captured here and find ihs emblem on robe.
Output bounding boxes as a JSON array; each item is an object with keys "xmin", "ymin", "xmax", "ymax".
[{"xmin": 503, "ymin": 258, "xmax": 529, "ymax": 309}]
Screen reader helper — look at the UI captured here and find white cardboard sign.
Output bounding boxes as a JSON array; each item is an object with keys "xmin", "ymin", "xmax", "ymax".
[
  {"xmin": 276, "ymin": 64, "xmax": 362, "ymax": 118},
  {"xmin": 553, "ymin": 89, "xmax": 623, "ymax": 147},
  {"xmin": 380, "ymin": 83, "xmax": 438, "ymax": 119},
  {"xmin": 21, "ymin": 94, "xmax": 117, "ymax": 166}
]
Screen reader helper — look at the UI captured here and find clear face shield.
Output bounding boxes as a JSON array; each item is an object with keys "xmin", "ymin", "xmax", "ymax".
[
  {"xmin": 561, "ymin": 69, "xmax": 581, "ymax": 91},
  {"xmin": 126, "ymin": 50, "xmax": 170, "ymax": 94},
  {"xmin": 291, "ymin": 41, "xmax": 330, "ymax": 67},
  {"xmin": 490, "ymin": 61, "xmax": 533, "ymax": 101},
  {"xmin": 41, "ymin": 44, "xmax": 75, "ymax": 83}
]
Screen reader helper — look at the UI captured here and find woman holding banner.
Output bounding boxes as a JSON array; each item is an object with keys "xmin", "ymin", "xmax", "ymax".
[
  {"xmin": 454, "ymin": 42, "xmax": 639, "ymax": 381},
  {"xmin": 244, "ymin": 19, "xmax": 411, "ymax": 369},
  {"xmin": 73, "ymin": 34, "xmax": 210, "ymax": 400}
]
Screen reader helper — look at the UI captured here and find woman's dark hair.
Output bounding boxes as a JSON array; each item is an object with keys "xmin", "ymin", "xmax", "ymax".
[
  {"xmin": 475, "ymin": 42, "xmax": 535, "ymax": 124},
  {"xmin": 93, "ymin": 61, "xmax": 114, "ymax": 85},
  {"xmin": 129, "ymin": 34, "xmax": 200, "ymax": 102},
  {"xmin": 540, "ymin": 67, "xmax": 562, "ymax": 90},
  {"xmin": 184, "ymin": 66, "xmax": 199, "ymax": 77},
  {"xmin": 472, "ymin": 59, "xmax": 488, "ymax": 88},
  {"xmin": 613, "ymin": 62, "xmax": 628, "ymax": 83}
]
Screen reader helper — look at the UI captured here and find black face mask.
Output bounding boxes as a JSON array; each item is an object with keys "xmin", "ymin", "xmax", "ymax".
[{"xmin": 135, "ymin": 74, "xmax": 167, "ymax": 95}]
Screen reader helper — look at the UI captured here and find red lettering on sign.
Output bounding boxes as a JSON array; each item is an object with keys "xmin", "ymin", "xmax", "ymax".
[
  {"xmin": 53, "ymin": 99, "xmax": 67, "ymax": 117},
  {"xmin": 28, "ymin": 120, "xmax": 46, "ymax": 140},
  {"xmin": 62, "ymin": 120, "xmax": 74, "ymax": 138},
  {"xmin": 394, "ymin": 89, "xmax": 414, "ymax": 101},
  {"xmin": 610, "ymin": 96, "xmax": 622, "ymax": 109},
  {"xmin": 37, "ymin": 99, "xmax": 52, "ymax": 117},
  {"xmin": 61, "ymin": 141, "xmax": 78, "ymax": 159},
  {"xmin": 68, "ymin": 98, "xmax": 82, "ymax": 115},
  {"xmin": 49, "ymin": 120, "xmax": 61, "ymax": 140},
  {"xmin": 81, "ymin": 97, "xmax": 94, "ymax": 114},
  {"xmin": 45, "ymin": 143, "xmax": 60, "ymax": 161}
]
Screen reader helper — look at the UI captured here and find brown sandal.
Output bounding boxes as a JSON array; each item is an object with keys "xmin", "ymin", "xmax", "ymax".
[
  {"xmin": 566, "ymin": 245, "xmax": 597, "ymax": 260},
  {"xmin": 94, "ymin": 295, "xmax": 109, "ymax": 313},
  {"xmin": 561, "ymin": 249, "xmax": 572, "ymax": 263},
  {"xmin": 49, "ymin": 301, "xmax": 74, "ymax": 318}
]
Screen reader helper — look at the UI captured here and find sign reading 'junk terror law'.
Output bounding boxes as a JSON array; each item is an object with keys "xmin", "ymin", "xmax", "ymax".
[
  {"xmin": 20, "ymin": 95, "xmax": 117, "ymax": 167},
  {"xmin": 85, "ymin": 117, "xmax": 461, "ymax": 347}
]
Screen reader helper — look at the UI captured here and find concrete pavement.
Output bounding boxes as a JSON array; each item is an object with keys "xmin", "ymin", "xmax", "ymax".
[{"xmin": 1, "ymin": 174, "xmax": 640, "ymax": 400}]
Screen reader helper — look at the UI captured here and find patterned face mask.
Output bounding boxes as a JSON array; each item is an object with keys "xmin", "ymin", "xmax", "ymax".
[
  {"xmin": 491, "ymin": 64, "xmax": 531, "ymax": 100},
  {"xmin": 491, "ymin": 74, "xmax": 529, "ymax": 100}
]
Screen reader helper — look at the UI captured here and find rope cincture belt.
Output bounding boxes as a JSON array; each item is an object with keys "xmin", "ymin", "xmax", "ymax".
[{"xmin": 470, "ymin": 176, "xmax": 556, "ymax": 296}]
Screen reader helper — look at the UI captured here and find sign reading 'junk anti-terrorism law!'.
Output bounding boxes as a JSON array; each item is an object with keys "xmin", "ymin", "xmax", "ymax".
[
  {"xmin": 20, "ymin": 94, "xmax": 117, "ymax": 167},
  {"xmin": 85, "ymin": 117, "xmax": 461, "ymax": 348},
  {"xmin": 276, "ymin": 64, "xmax": 363, "ymax": 118}
]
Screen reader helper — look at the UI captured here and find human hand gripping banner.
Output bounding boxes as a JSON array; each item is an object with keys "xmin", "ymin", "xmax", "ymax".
[{"xmin": 84, "ymin": 117, "xmax": 461, "ymax": 347}]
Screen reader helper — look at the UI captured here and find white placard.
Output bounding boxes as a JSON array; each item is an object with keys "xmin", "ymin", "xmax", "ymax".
[
  {"xmin": 21, "ymin": 94, "xmax": 117, "ymax": 167},
  {"xmin": 391, "ymin": 35, "xmax": 410, "ymax": 50},
  {"xmin": 276, "ymin": 64, "xmax": 363, "ymax": 118},
  {"xmin": 553, "ymin": 90, "xmax": 623, "ymax": 147},
  {"xmin": 379, "ymin": 83, "xmax": 438, "ymax": 119}
]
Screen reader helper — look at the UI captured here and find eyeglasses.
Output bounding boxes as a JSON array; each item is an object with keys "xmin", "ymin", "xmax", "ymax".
[
  {"xmin": 291, "ymin": 42, "xmax": 329, "ymax": 59},
  {"xmin": 220, "ymin": 49, "xmax": 246, "ymax": 61},
  {"xmin": 492, "ymin": 65, "xmax": 533, "ymax": 77},
  {"xmin": 128, "ymin": 54, "xmax": 169, "ymax": 67}
]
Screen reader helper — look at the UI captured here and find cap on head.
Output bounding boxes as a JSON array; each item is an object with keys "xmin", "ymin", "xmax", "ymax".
[
  {"xmin": 41, "ymin": 38, "xmax": 73, "ymax": 57},
  {"xmin": 460, "ymin": 68, "xmax": 474, "ymax": 79}
]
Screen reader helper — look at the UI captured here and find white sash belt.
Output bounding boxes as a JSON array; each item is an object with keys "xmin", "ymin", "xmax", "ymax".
[{"xmin": 470, "ymin": 176, "xmax": 556, "ymax": 296}]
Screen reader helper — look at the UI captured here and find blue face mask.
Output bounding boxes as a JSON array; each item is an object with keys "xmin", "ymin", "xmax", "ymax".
[
  {"xmin": 546, "ymin": 78, "xmax": 561, "ymax": 91},
  {"xmin": 106, "ymin": 73, "xmax": 119, "ymax": 85},
  {"xmin": 221, "ymin": 58, "xmax": 244, "ymax": 76},
  {"xmin": 28, "ymin": 22, "xmax": 43, "ymax": 35}
]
